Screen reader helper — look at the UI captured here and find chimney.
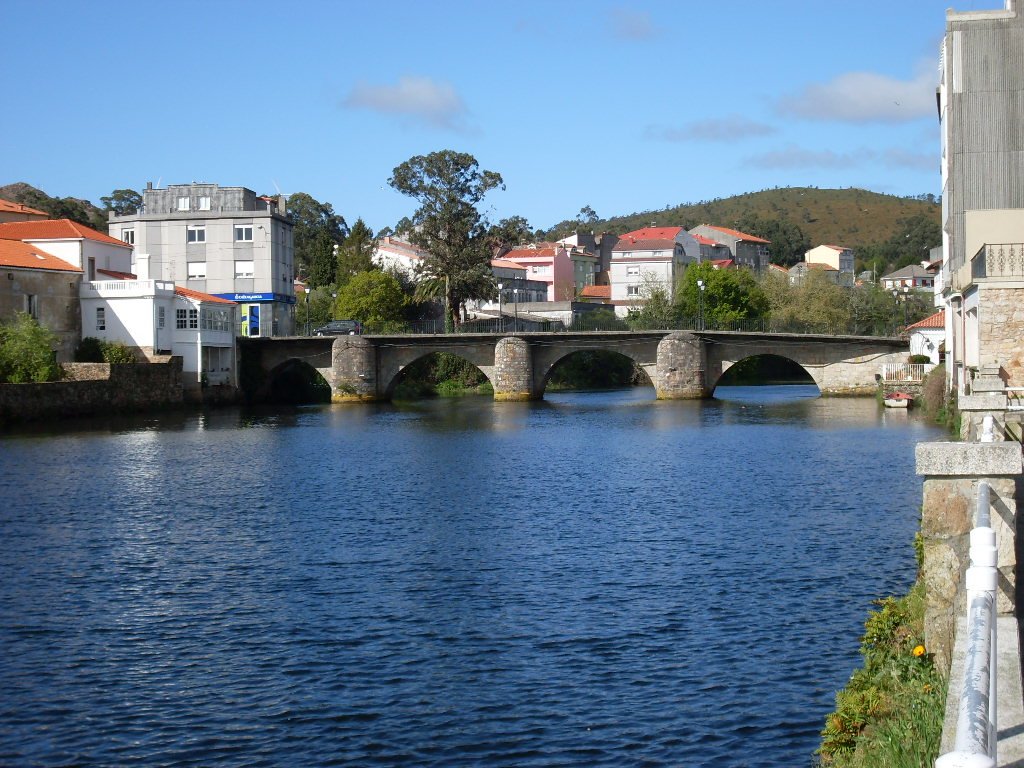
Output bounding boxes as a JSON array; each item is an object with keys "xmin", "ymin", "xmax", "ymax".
[{"xmin": 146, "ymin": 181, "xmax": 153, "ymax": 190}]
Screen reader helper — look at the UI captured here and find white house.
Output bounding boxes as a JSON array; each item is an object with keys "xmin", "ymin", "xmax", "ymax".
[
  {"xmin": 373, "ymin": 236, "xmax": 429, "ymax": 276},
  {"xmin": 609, "ymin": 226, "xmax": 699, "ymax": 316},
  {"xmin": 805, "ymin": 244, "xmax": 854, "ymax": 286},
  {"xmin": 78, "ymin": 268, "xmax": 238, "ymax": 390},
  {"xmin": 906, "ymin": 310, "xmax": 945, "ymax": 364}
]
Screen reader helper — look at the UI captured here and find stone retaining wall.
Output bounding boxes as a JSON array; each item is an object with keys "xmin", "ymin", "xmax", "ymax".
[{"xmin": 0, "ymin": 359, "xmax": 185, "ymax": 426}]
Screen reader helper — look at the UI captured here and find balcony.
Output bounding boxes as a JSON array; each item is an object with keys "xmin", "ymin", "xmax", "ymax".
[{"xmin": 971, "ymin": 243, "xmax": 1024, "ymax": 281}]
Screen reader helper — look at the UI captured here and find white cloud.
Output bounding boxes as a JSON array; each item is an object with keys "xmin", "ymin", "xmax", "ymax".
[
  {"xmin": 646, "ymin": 116, "xmax": 776, "ymax": 142},
  {"xmin": 777, "ymin": 62, "xmax": 936, "ymax": 123},
  {"xmin": 608, "ymin": 8, "xmax": 659, "ymax": 40},
  {"xmin": 343, "ymin": 76, "xmax": 469, "ymax": 132},
  {"xmin": 882, "ymin": 148, "xmax": 935, "ymax": 172}
]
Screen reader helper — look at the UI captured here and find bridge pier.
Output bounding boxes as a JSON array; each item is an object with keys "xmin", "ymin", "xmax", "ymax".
[
  {"xmin": 654, "ymin": 332, "xmax": 709, "ymax": 399},
  {"xmin": 493, "ymin": 336, "xmax": 537, "ymax": 401},
  {"xmin": 331, "ymin": 337, "xmax": 383, "ymax": 402}
]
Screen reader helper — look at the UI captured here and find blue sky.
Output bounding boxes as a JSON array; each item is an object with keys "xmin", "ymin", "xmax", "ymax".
[{"xmin": 1, "ymin": 0, "xmax": 986, "ymax": 233}]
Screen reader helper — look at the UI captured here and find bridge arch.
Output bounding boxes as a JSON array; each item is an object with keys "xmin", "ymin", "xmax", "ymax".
[
  {"xmin": 540, "ymin": 347, "xmax": 653, "ymax": 395},
  {"xmin": 711, "ymin": 353, "xmax": 819, "ymax": 393},
  {"xmin": 263, "ymin": 358, "xmax": 333, "ymax": 403},
  {"xmin": 384, "ymin": 349, "xmax": 494, "ymax": 399},
  {"xmin": 531, "ymin": 336, "xmax": 661, "ymax": 398}
]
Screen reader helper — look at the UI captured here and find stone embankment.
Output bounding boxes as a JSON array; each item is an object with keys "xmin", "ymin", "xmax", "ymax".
[{"xmin": 0, "ymin": 359, "xmax": 185, "ymax": 426}]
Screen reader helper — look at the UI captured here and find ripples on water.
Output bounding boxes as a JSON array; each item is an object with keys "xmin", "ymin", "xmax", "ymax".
[{"xmin": 0, "ymin": 386, "xmax": 943, "ymax": 766}]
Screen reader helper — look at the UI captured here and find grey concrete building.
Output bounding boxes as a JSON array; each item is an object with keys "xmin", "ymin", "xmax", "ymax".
[
  {"xmin": 939, "ymin": 1, "xmax": 1024, "ymax": 393},
  {"xmin": 108, "ymin": 183, "xmax": 296, "ymax": 337}
]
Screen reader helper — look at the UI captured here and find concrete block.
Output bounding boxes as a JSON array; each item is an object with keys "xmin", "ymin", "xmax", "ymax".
[{"xmin": 916, "ymin": 442, "xmax": 1023, "ymax": 477}]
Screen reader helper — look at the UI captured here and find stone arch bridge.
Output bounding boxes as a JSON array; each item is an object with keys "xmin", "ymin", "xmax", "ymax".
[{"xmin": 240, "ymin": 331, "xmax": 908, "ymax": 402}]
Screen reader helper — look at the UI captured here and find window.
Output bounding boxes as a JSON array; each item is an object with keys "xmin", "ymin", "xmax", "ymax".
[
  {"xmin": 187, "ymin": 226, "xmax": 206, "ymax": 243},
  {"xmin": 176, "ymin": 309, "xmax": 187, "ymax": 329},
  {"xmin": 235, "ymin": 260, "xmax": 255, "ymax": 278},
  {"xmin": 234, "ymin": 225, "xmax": 253, "ymax": 242},
  {"xmin": 627, "ymin": 266, "xmax": 640, "ymax": 276},
  {"xmin": 96, "ymin": 307, "xmax": 106, "ymax": 330},
  {"xmin": 177, "ymin": 197, "xmax": 190, "ymax": 211},
  {"xmin": 201, "ymin": 308, "xmax": 231, "ymax": 332},
  {"xmin": 627, "ymin": 285, "xmax": 641, "ymax": 296},
  {"xmin": 122, "ymin": 228, "xmax": 135, "ymax": 245},
  {"xmin": 198, "ymin": 196, "xmax": 211, "ymax": 211},
  {"xmin": 187, "ymin": 262, "xmax": 207, "ymax": 279},
  {"xmin": 189, "ymin": 308, "xmax": 198, "ymax": 329}
]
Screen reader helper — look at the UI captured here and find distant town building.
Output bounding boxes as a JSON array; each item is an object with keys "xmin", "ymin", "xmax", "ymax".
[
  {"xmin": 688, "ymin": 225, "xmax": 771, "ymax": 271},
  {"xmin": 691, "ymin": 233, "xmax": 732, "ymax": 263},
  {"xmin": 880, "ymin": 264, "xmax": 937, "ymax": 292},
  {"xmin": 0, "ymin": 198, "xmax": 49, "ymax": 223},
  {"xmin": 556, "ymin": 231, "xmax": 618, "ymax": 286},
  {"xmin": 107, "ymin": 183, "xmax": 295, "ymax": 337},
  {"xmin": 805, "ymin": 244, "xmax": 855, "ymax": 285},
  {"xmin": 503, "ymin": 243, "xmax": 597, "ymax": 301},
  {"xmin": 609, "ymin": 226, "xmax": 699, "ymax": 315},
  {"xmin": 906, "ymin": 310, "xmax": 945, "ymax": 365},
  {"xmin": 373, "ymin": 236, "xmax": 429, "ymax": 276},
  {"xmin": 788, "ymin": 261, "xmax": 840, "ymax": 286}
]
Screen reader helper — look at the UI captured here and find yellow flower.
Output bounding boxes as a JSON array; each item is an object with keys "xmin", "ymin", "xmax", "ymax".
[
  {"xmin": 913, "ymin": 644, "xmax": 926, "ymax": 657},
  {"xmin": 923, "ymin": 684, "xmax": 932, "ymax": 693}
]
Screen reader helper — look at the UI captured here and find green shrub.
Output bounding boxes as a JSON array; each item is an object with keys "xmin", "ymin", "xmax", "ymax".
[
  {"xmin": 75, "ymin": 336, "xmax": 105, "ymax": 362},
  {"xmin": 100, "ymin": 341, "xmax": 136, "ymax": 363},
  {"xmin": 0, "ymin": 313, "xmax": 61, "ymax": 383},
  {"xmin": 908, "ymin": 354, "xmax": 932, "ymax": 364}
]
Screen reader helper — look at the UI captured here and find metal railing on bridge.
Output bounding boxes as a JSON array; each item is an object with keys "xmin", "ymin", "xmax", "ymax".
[
  {"xmin": 936, "ymin": 439, "xmax": 999, "ymax": 767},
  {"xmin": 358, "ymin": 316, "xmax": 905, "ymax": 338}
]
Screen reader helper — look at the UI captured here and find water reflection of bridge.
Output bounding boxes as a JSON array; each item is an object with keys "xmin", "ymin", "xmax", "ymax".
[{"xmin": 239, "ymin": 330, "xmax": 908, "ymax": 403}]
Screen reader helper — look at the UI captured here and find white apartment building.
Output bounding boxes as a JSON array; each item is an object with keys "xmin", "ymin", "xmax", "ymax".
[
  {"xmin": 107, "ymin": 183, "xmax": 295, "ymax": 337},
  {"xmin": 609, "ymin": 227, "xmax": 700, "ymax": 316}
]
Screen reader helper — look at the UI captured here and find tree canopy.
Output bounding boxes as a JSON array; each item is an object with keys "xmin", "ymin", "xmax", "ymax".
[
  {"xmin": 336, "ymin": 218, "xmax": 376, "ymax": 287},
  {"xmin": 287, "ymin": 192, "xmax": 349, "ymax": 281},
  {"xmin": 675, "ymin": 262, "xmax": 768, "ymax": 327},
  {"xmin": 388, "ymin": 150, "xmax": 504, "ymax": 328},
  {"xmin": 101, "ymin": 189, "xmax": 142, "ymax": 216},
  {"xmin": 334, "ymin": 270, "xmax": 408, "ymax": 330}
]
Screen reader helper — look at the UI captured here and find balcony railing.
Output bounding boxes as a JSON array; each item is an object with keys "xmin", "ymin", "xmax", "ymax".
[
  {"xmin": 972, "ymin": 243, "xmax": 1024, "ymax": 280},
  {"xmin": 881, "ymin": 363, "xmax": 932, "ymax": 382}
]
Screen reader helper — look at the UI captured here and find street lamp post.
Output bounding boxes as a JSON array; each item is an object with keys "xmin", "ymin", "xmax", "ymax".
[
  {"xmin": 696, "ymin": 279, "xmax": 705, "ymax": 331},
  {"xmin": 513, "ymin": 288, "xmax": 519, "ymax": 333},
  {"xmin": 498, "ymin": 282, "xmax": 504, "ymax": 334},
  {"xmin": 304, "ymin": 286, "xmax": 311, "ymax": 335}
]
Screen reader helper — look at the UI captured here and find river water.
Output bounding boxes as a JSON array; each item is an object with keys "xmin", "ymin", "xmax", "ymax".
[{"xmin": 0, "ymin": 386, "xmax": 944, "ymax": 767}]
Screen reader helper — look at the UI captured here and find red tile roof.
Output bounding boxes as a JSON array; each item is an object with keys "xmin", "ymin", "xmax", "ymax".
[
  {"xmin": 491, "ymin": 258, "xmax": 527, "ymax": 270},
  {"xmin": 580, "ymin": 284, "xmax": 611, "ymax": 299},
  {"xmin": 701, "ymin": 225, "xmax": 770, "ymax": 244},
  {"xmin": 768, "ymin": 263, "xmax": 789, "ymax": 273},
  {"xmin": 822, "ymin": 244, "xmax": 851, "ymax": 251},
  {"xmin": 0, "ymin": 218, "xmax": 131, "ymax": 248},
  {"xmin": 619, "ymin": 226, "xmax": 683, "ymax": 241},
  {"xmin": 505, "ymin": 247, "xmax": 556, "ymax": 259},
  {"xmin": 175, "ymin": 286, "xmax": 237, "ymax": 304},
  {"xmin": 97, "ymin": 268, "xmax": 137, "ymax": 280},
  {"xmin": 0, "ymin": 239, "xmax": 81, "ymax": 272},
  {"xmin": 906, "ymin": 310, "xmax": 944, "ymax": 330},
  {"xmin": 692, "ymin": 233, "xmax": 720, "ymax": 246},
  {"xmin": 613, "ymin": 237, "xmax": 677, "ymax": 252},
  {"xmin": 0, "ymin": 198, "xmax": 48, "ymax": 216},
  {"xmin": 710, "ymin": 259, "xmax": 735, "ymax": 269}
]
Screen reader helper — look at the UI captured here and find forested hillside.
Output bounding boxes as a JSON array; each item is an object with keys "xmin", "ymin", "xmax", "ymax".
[
  {"xmin": 546, "ymin": 187, "xmax": 941, "ymax": 273},
  {"xmin": 0, "ymin": 182, "xmax": 108, "ymax": 232}
]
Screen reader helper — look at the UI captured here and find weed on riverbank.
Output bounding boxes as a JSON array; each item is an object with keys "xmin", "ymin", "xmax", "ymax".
[{"xmin": 817, "ymin": 579, "xmax": 945, "ymax": 767}]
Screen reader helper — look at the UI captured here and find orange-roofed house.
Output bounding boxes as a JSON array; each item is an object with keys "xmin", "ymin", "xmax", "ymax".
[
  {"xmin": 688, "ymin": 225, "xmax": 771, "ymax": 272},
  {"xmin": 906, "ymin": 310, "xmax": 945, "ymax": 365},
  {"xmin": 0, "ymin": 198, "xmax": 49, "ymax": 223},
  {"xmin": 373, "ymin": 236, "xmax": 430, "ymax": 276},
  {"xmin": 0, "ymin": 238, "xmax": 83, "ymax": 359},
  {"xmin": 502, "ymin": 243, "xmax": 597, "ymax": 301},
  {"xmin": 0, "ymin": 218, "xmax": 133, "ymax": 279},
  {"xmin": 609, "ymin": 226, "xmax": 700, "ymax": 315}
]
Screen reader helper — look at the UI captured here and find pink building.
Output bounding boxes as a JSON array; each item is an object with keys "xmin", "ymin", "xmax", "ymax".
[{"xmin": 503, "ymin": 243, "xmax": 576, "ymax": 301}]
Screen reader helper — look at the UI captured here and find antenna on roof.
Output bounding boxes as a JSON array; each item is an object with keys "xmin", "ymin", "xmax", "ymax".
[{"xmin": 272, "ymin": 180, "xmax": 282, "ymax": 196}]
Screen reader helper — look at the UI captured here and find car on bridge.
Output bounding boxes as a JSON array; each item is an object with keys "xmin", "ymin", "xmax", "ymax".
[{"xmin": 313, "ymin": 319, "xmax": 363, "ymax": 336}]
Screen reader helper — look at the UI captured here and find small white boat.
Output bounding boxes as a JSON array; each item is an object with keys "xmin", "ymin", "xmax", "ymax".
[{"xmin": 885, "ymin": 391, "xmax": 913, "ymax": 408}]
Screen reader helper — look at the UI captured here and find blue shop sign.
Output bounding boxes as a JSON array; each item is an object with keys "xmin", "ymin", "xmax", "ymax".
[{"xmin": 213, "ymin": 292, "xmax": 297, "ymax": 304}]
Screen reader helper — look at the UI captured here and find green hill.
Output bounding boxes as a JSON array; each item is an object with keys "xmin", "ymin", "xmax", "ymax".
[
  {"xmin": 546, "ymin": 187, "xmax": 941, "ymax": 270},
  {"xmin": 0, "ymin": 182, "xmax": 108, "ymax": 232}
]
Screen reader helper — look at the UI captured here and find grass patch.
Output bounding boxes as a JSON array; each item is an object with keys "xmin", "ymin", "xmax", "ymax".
[{"xmin": 818, "ymin": 580, "xmax": 946, "ymax": 767}]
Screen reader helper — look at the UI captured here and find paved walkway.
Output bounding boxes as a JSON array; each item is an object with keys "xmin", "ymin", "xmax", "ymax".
[{"xmin": 940, "ymin": 616, "xmax": 1024, "ymax": 766}]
